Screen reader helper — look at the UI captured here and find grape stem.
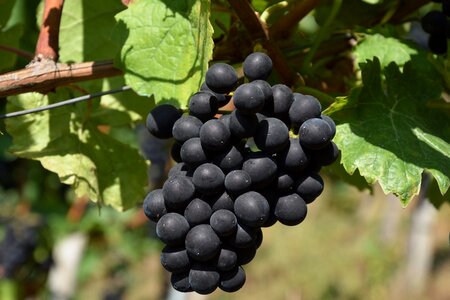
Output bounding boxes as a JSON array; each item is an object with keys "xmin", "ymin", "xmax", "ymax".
[{"xmin": 227, "ymin": 0, "xmax": 303, "ymax": 87}]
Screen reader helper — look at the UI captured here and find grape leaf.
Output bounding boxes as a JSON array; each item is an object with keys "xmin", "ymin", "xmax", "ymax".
[
  {"xmin": 326, "ymin": 58, "xmax": 450, "ymax": 206},
  {"xmin": 5, "ymin": 89, "xmax": 148, "ymax": 211},
  {"xmin": 114, "ymin": 0, "xmax": 214, "ymax": 107},
  {"xmin": 37, "ymin": 0, "xmax": 126, "ymax": 62},
  {"xmin": 355, "ymin": 34, "xmax": 417, "ymax": 69}
]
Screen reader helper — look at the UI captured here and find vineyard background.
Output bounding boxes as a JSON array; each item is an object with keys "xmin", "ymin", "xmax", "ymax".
[{"xmin": 0, "ymin": 0, "xmax": 449, "ymax": 299}]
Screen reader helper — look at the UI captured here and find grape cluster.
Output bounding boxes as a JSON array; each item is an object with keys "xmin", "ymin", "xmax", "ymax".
[
  {"xmin": 421, "ymin": 0, "xmax": 450, "ymax": 54},
  {"xmin": 144, "ymin": 52, "xmax": 339, "ymax": 294}
]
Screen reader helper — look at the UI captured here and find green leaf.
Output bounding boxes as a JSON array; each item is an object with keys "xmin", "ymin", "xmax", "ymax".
[
  {"xmin": 354, "ymin": 34, "xmax": 417, "ymax": 69},
  {"xmin": 326, "ymin": 58, "xmax": 450, "ymax": 206},
  {"xmin": 0, "ymin": 24, "xmax": 23, "ymax": 72},
  {"xmin": 37, "ymin": 0, "xmax": 126, "ymax": 62},
  {"xmin": 114, "ymin": 0, "xmax": 214, "ymax": 107},
  {"xmin": 5, "ymin": 89, "xmax": 148, "ymax": 211}
]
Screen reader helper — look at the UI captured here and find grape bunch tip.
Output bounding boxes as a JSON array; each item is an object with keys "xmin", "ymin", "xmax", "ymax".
[{"xmin": 144, "ymin": 51, "xmax": 339, "ymax": 294}]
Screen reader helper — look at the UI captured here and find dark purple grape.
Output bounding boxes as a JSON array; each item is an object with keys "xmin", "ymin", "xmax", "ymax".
[
  {"xmin": 299, "ymin": 118, "xmax": 333, "ymax": 150},
  {"xmin": 189, "ymin": 263, "xmax": 220, "ymax": 294},
  {"xmin": 254, "ymin": 117, "xmax": 289, "ymax": 154},
  {"xmin": 243, "ymin": 52, "xmax": 273, "ymax": 81},
  {"xmin": 170, "ymin": 142, "xmax": 182, "ymax": 163},
  {"xmin": 188, "ymin": 92, "xmax": 219, "ymax": 122},
  {"xmin": 289, "ymin": 93, "xmax": 322, "ymax": 128},
  {"xmin": 146, "ymin": 104, "xmax": 182, "ymax": 139},
  {"xmin": 184, "ymin": 198, "xmax": 213, "ymax": 226},
  {"xmin": 185, "ymin": 224, "xmax": 221, "ymax": 261},
  {"xmin": 320, "ymin": 115, "xmax": 336, "ymax": 139},
  {"xmin": 224, "ymin": 170, "xmax": 252, "ymax": 196},
  {"xmin": 180, "ymin": 137, "xmax": 209, "ymax": 167},
  {"xmin": 252, "ymin": 80, "xmax": 273, "ymax": 107},
  {"xmin": 234, "ymin": 191, "xmax": 270, "ymax": 227},
  {"xmin": 219, "ymin": 266, "xmax": 246, "ymax": 292},
  {"xmin": 200, "ymin": 82, "xmax": 230, "ymax": 107},
  {"xmin": 236, "ymin": 244, "xmax": 257, "ymax": 265},
  {"xmin": 210, "ymin": 209, "xmax": 237, "ymax": 236},
  {"xmin": 200, "ymin": 119, "xmax": 231, "ymax": 151},
  {"xmin": 215, "ymin": 247, "xmax": 238, "ymax": 271},
  {"xmin": 160, "ymin": 246, "xmax": 191, "ymax": 273},
  {"xmin": 271, "ymin": 84, "xmax": 294, "ymax": 118},
  {"xmin": 162, "ymin": 175, "xmax": 195, "ymax": 210},
  {"xmin": 309, "ymin": 141, "xmax": 339, "ymax": 166},
  {"xmin": 242, "ymin": 152, "xmax": 277, "ymax": 189},
  {"xmin": 428, "ymin": 34, "xmax": 448, "ymax": 54},
  {"xmin": 233, "ymin": 83, "xmax": 265, "ymax": 114},
  {"xmin": 171, "ymin": 271, "xmax": 192, "ymax": 292},
  {"xmin": 156, "ymin": 213, "xmax": 190, "ymax": 245},
  {"xmin": 143, "ymin": 189, "xmax": 167, "ymax": 222},
  {"xmin": 205, "ymin": 63, "xmax": 238, "ymax": 94},
  {"xmin": 421, "ymin": 11, "xmax": 447, "ymax": 35},
  {"xmin": 212, "ymin": 145, "xmax": 244, "ymax": 174},
  {"xmin": 227, "ymin": 223, "xmax": 257, "ymax": 248},
  {"xmin": 206, "ymin": 192, "xmax": 234, "ymax": 212},
  {"xmin": 172, "ymin": 115, "xmax": 203, "ymax": 144},
  {"xmin": 278, "ymin": 138, "xmax": 309, "ymax": 174},
  {"xmin": 295, "ymin": 173, "xmax": 324, "ymax": 203},
  {"xmin": 229, "ymin": 110, "xmax": 259, "ymax": 139},
  {"xmin": 274, "ymin": 193, "xmax": 307, "ymax": 226},
  {"xmin": 277, "ymin": 171, "xmax": 295, "ymax": 192},
  {"xmin": 192, "ymin": 163, "xmax": 225, "ymax": 195}
]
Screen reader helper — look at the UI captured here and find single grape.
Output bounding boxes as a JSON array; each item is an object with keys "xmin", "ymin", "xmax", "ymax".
[
  {"xmin": 192, "ymin": 163, "xmax": 225, "ymax": 195},
  {"xmin": 200, "ymin": 119, "xmax": 231, "ymax": 151},
  {"xmin": 172, "ymin": 115, "xmax": 203, "ymax": 144},
  {"xmin": 185, "ymin": 224, "xmax": 221, "ymax": 261},
  {"xmin": 421, "ymin": 11, "xmax": 447, "ymax": 35},
  {"xmin": 252, "ymin": 80, "xmax": 273, "ymax": 108},
  {"xmin": 170, "ymin": 142, "xmax": 182, "ymax": 163},
  {"xmin": 243, "ymin": 52, "xmax": 273, "ymax": 81},
  {"xmin": 206, "ymin": 192, "xmax": 235, "ymax": 212},
  {"xmin": 235, "ymin": 244, "xmax": 257, "ymax": 265},
  {"xmin": 160, "ymin": 246, "xmax": 191, "ymax": 273},
  {"xmin": 219, "ymin": 114, "xmax": 231, "ymax": 129},
  {"xmin": 277, "ymin": 171, "xmax": 294, "ymax": 192},
  {"xmin": 254, "ymin": 228, "xmax": 263, "ymax": 249},
  {"xmin": 320, "ymin": 115, "xmax": 336, "ymax": 139},
  {"xmin": 189, "ymin": 263, "xmax": 220, "ymax": 294},
  {"xmin": 226, "ymin": 223, "xmax": 257, "ymax": 248},
  {"xmin": 200, "ymin": 82, "xmax": 230, "ymax": 107},
  {"xmin": 295, "ymin": 173, "xmax": 324, "ymax": 203},
  {"xmin": 229, "ymin": 110, "xmax": 259, "ymax": 139},
  {"xmin": 299, "ymin": 118, "xmax": 333, "ymax": 150},
  {"xmin": 146, "ymin": 104, "xmax": 182, "ymax": 139},
  {"xmin": 205, "ymin": 63, "xmax": 238, "ymax": 94},
  {"xmin": 224, "ymin": 170, "xmax": 252, "ymax": 196},
  {"xmin": 233, "ymin": 83, "xmax": 265, "ymax": 114},
  {"xmin": 219, "ymin": 266, "xmax": 246, "ymax": 293},
  {"xmin": 156, "ymin": 213, "xmax": 190, "ymax": 245},
  {"xmin": 180, "ymin": 137, "xmax": 209, "ymax": 167},
  {"xmin": 234, "ymin": 191, "xmax": 270, "ymax": 227},
  {"xmin": 428, "ymin": 34, "xmax": 448, "ymax": 54},
  {"xmin": 271, "ymin": 84, "xmax": 294, "ymax": 118},
  {"xmin": 188, "ymin": 92, "xmax": 219, "ymax": 122},
  {"xmin": 210, "ymin": 209, "xmax": 238, "ymax": 236},
  {"xmin": 168, "ymin": 162, "xmax": 192, "ymax": 178},
  {"xmin": 289, "ymin": 93, "xmax": 322, "ymax": 128},
  {"xmin": 254, "ymin": 117, "xmax": 289, "ymax": 154},
  {"xmin": 171, "ymin": 271, "xmax": 192, "ymax": 292},
  {"xmin": 278, "ymin": 138, "xmax": 309, "ymax": 174},
  {"xmin": 184, "ymin": 198, "xmax": 213, "ymax": 227},
  {"xmin": 212, "ymin": 145, "xmax": 244, "ymax": 174},
  {"xmin": 162, "ymin": 175, "xmax": 195, "ymax": 210},
  {"xmin": 309, "ymin": 141, "xmax": 339, "ymax": 166},
  {"xmin": 143, "ymin": 189, "xmax": 167, "ymax": 222},
  {"xmin": 274, "ymin": 193, "xmax": 307, "ymax": 226},
  {"xmin": 242, "ymin": 152, "xmax": 278, "ymax": 189},
  {"xmin": 215, "ymin": 247, "xmax": 238, "ymax": 271}
]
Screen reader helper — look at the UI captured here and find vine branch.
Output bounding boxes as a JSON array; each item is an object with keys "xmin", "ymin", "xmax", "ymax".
[
  {"xmin": 34, "ymin": 0, "xmax": 65, "ymax": 62},
  {"xmin": 227, "ymin": 0, "xmax": 302, "ymax": 87},
  {"xmin": 0, "ymin": 60, "xmax": 122, "ymax": 98},
  {"xmin": 269, "ymin": 0, "xmax": 320, "ymax": 39}
]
